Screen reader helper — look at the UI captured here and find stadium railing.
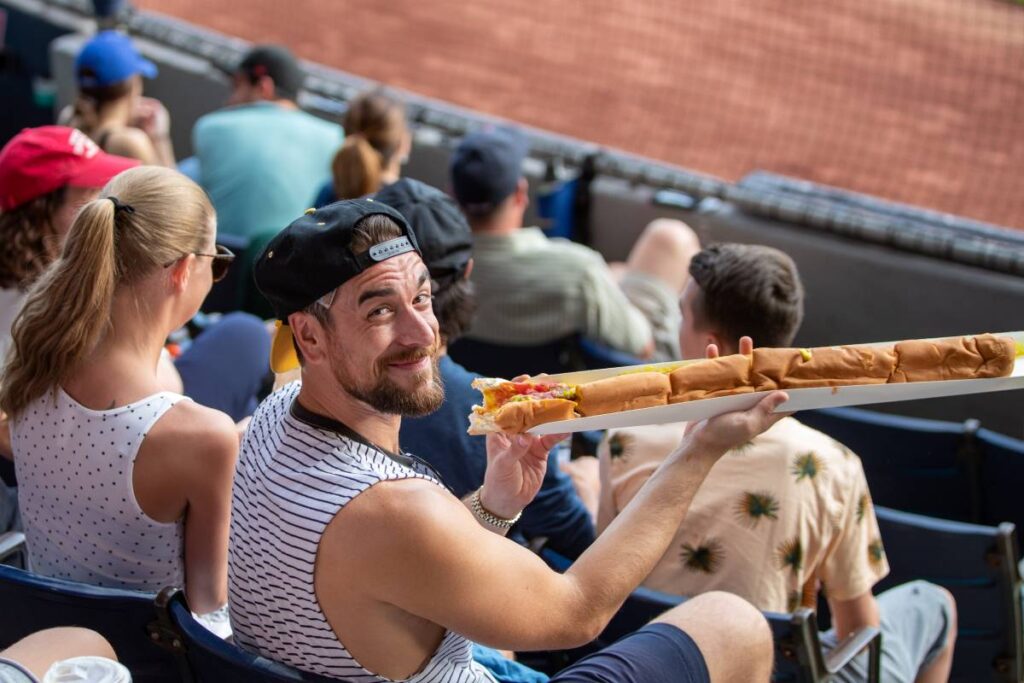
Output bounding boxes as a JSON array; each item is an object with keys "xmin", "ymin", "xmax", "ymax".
[{"xmin": 874, "ymin": 506, "xmax": 1022, "ymax": 683}]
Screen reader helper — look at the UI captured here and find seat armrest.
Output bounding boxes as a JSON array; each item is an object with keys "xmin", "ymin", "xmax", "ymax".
[
  {"xmin": 0, "ymin": 531, "xmax": 25, "ymax": 563},
  {"xmin": 824, "ymin": 625, "xmax": 881, "ymax": 683}
]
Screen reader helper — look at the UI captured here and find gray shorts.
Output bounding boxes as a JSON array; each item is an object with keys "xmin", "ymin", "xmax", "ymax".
[
  {"xmin": 0, "ymin": 659, "xmax": 37, "ymax": 683},
  {"xmin": 619, "ymin": 271, "xmax": 680, "ymax": 362},
  {"xmin": 820, "ymin": 581, "xmax": 954, "ymax": 683}
]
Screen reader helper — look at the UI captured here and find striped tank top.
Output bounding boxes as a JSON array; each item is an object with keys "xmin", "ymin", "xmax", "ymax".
[{"xmin": 229, "ymin": 382, "xmax": 496, "ymax": 682}]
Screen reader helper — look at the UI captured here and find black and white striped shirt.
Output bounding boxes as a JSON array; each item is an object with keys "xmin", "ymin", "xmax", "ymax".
[{"xmin": 229, "ymin": 382, "xmax": 496, "ymax": 682}]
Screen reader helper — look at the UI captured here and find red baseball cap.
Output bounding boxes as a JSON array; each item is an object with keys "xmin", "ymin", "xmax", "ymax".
[{"xmin": 0, "ymin": 126, "xmax": 139, "ymax": 211}]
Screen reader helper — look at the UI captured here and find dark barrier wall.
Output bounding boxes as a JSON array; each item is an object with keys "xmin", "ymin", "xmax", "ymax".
[{"xmin": 15, "ymin": 1, "xmax": 1024, "ymax": 436}]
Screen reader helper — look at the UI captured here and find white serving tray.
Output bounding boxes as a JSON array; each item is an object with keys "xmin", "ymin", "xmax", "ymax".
[{"xmin": 528, "ymin": 331, "xmax": 1024, "ymax": 435}]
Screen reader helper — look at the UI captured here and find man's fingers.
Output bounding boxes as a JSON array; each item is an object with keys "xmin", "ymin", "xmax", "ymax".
[
  {"xmin": 540, "ymin": 433, "xmax": 570, "ymax": 451},
  {"xmin": 757, "ymin": 391, "xmax": 790, "ymax": 416},
  {"xmin": 739, "ymin": 336, "xmax": 754, "ymax": 355},
  {"xmin": 704, "ymin": 343, "xmax": 720, "ymax": 359}
]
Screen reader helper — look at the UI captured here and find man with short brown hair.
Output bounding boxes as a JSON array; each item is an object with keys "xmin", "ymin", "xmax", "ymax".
[
  {"xmin": 599, "ymin": 242, "xmax": 958, "ymax": 683},
  {"xmin": 229, "ymin": 201, "xmax": 787, "ymax": 683}
]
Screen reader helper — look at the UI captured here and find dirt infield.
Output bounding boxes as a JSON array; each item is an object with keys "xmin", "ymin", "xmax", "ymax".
[{"xmin": 136, "ymin": 0, "xmax": 1024, "ymax": 229}]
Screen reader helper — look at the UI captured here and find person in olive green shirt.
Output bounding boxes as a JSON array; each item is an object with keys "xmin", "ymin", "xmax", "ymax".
[{"xmin": 450, "ymin": 127, "xmax": 698, "ymax": 361}]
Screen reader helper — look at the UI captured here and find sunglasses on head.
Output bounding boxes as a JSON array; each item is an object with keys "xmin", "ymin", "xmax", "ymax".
[{"xmin": 163, "ymin": 244, "xmax": 236, "ymax": 282}]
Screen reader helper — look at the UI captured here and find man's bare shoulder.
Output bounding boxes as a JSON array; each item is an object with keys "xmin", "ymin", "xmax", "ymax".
[
  {"xmin": 331, "ymin": 477, "xmax": 458, "ymax": 532},
  {"xmin": 319, "ymin": 478, "xmax": 471, "ymax": 565}
]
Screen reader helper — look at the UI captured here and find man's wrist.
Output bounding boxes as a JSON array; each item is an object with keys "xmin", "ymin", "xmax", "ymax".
[
  {"xmin": 473, "ymin": 487, "xmax": 522, "ymax": 529},
  {"xmin": 668, "ymin": 435, "xmax": 724, "ymax": 472}
]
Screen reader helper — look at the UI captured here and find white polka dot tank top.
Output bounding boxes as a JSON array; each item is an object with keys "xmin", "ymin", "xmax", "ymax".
[
  {"xmin": 229, "ymin": 382, "xmax": 496, "ymax": 682},
  {"xmin": 11, "ymin": 388, "xmax": 188, "ymax": 592}
]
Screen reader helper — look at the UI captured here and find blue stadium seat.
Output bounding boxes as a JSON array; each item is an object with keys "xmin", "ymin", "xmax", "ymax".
[
  {"xmin": 796, "ymin": 407, "xmax": 982, "ymax": 522},
  {"xmin": 873, "ymin": 506, "xmax": 1022, "ymax": 683},
  {"xmin": 539, "ymin": 549, "xmax": 881, "ymax": 683},
  {"xmin": 536, "ymin": 177, "xmax": 579, "ymax": 241},
  {"xmin": 449, "ymin": 334, "xmax": 643, "ymax": 379},
  {"xmin": 576, "ymin": 336, "xmax": 645, "ymax": 369},
  {"xmin": 449, "ymin": 335, "xmax": 581, "ymax": 378},
  {"xmin": 0, "ymin": 535, "xmax": 182, "ymax": 683},
  {"xmin": 976, "ymin": 428, "xmax": 1024, "ymax": 556},
  {"xmin": 152, "ymin": 587, "xmax": 336, "ymax": 682}
]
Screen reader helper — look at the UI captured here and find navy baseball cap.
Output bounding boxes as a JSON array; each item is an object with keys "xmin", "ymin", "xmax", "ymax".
[
  {"xmin": 236, "ymin": 45, "xmax": 303, "ymax": 99},
  {"xmin": 254, "ymin": 198, "xmax": 421, "ymax": 372},
  {"xmin": 75, "ymin": 30, "xmax": 157, "ymax": 88},
  {"xmin": 374, "ymin": 179, "xmax": 473, "ymax": 291},
  {"xmin": 450, "ymin": 126, "xmax": 528, "ymax": 215}
]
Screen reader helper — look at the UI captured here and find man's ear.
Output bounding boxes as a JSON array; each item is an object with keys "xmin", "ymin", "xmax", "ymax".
[
  {"xmin": 259, "ymin": 75, "xmax": 277, "ymax": 101},
  {"xmin": 463, "ymin": 257, "xmax": 474, "ymax": 280},
  {"xmin": 290, "ymin": 312, "xmax": 329, "ymax": 365},
  {"xmin": 515, "ymin": 177, "xmax": 529, "ymax": 209}
]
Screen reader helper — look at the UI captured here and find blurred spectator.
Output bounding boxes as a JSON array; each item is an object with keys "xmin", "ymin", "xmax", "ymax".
[
  {"xmin": 230, "ymin": 200, "xmax": 783, "ymax": 683},
  {"xmin": 0, "ymin": 627, "xmax": 130, "ymax": 682},
  {"xmin": 450, "ymin": 127, "xmax": 698, "ymax": 361},
  {"xmin": 0, "ymin": 127, "xmax": 137, "ymax": 359},
  {"xmin": 0, "ymin": 127, "xmax": 271, "ymax": 422},
  {"xmin": 314, "ymin": 88, "xmax": 411, "ymax": 207},
  {"xmin": 61, "ymin": 30, "xmax": 175, "ymax": 167},
  {"xmin": 598, "ymin": 243, "xmax": 957, "ymax": 683},
  {"xmin": 380, "ymin": 178, "xmax": 596, "ymax": 559},
  {"xmin": 0, "ymin": 167, "xmax": 239, "ymax": 626},
  {"xmin": 192, "ymin": 44, "xmax": 342, "ymax": 240}
]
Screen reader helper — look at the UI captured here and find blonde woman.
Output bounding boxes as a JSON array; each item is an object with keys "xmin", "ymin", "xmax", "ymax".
[{"xmin": 0, "ymin": 166, "xmax": 236, "ymax": 623}]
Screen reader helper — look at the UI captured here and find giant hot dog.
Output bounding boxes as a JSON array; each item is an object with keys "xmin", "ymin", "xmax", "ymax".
[{"xmin": 468, "ymin": 334, "xmax": 1018, "ymax": 433}]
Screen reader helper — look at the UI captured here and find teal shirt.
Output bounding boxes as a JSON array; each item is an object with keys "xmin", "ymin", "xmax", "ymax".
[{"xmin": 193, "ymin": 102, "xmax": 343, "ymax": 239}]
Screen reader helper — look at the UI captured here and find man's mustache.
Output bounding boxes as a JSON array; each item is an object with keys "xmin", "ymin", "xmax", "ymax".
[{"xmin": 378, "ymin": 345, "xmax": 438, "ymax": 367}]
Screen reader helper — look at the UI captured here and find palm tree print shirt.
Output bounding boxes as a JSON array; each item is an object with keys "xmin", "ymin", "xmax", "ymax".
[{"xmin": 597, "ymin": 417, "xmax": 889, "ymax": 613}]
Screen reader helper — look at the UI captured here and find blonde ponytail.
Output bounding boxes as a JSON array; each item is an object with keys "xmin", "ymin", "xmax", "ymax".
[
  {"xmin": 331, "ymin": 88, "xmax": 408, "ymax": 200},
  {"xmin": 0, "ymin": 166, "xmax": 214, "ymax": 417},
  {"xmin": 332, "ymin": 134, "xmax": 383, "ymax": 199}
]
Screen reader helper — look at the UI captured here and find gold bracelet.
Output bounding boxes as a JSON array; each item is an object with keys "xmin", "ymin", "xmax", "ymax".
[{"xmin": 470, "ymin": 488, "xmax": 522, "ymax": 529}]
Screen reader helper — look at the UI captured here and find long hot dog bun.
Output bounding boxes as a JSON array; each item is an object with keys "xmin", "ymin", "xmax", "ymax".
[
  {"xmin": 669, "ymin": 354, "xmax": 752, "ymax": 403},
  {"xmin": 752, "ymin": 346, "xmax": 896, "ymax": 391},
  {"xmin": 890, "ymin": 334, "xmax": 1015, "ymax": 382},
  {"xmin": 576, "ymin": 372, "xmax": 671, "ymax": 417},
  {"xmin": 468, "ymin": 398, "xmax": 576, "ymax": 435}
]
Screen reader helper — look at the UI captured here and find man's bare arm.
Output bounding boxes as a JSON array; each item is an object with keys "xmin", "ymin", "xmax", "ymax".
[{"xmin": 322, "ymin": 392, "xmax": 788, "ymax": 652}]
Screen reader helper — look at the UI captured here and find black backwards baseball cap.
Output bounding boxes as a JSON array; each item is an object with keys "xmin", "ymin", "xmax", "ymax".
[
  {"xmin": 374, "ymin": 178, "xmax": 473, "ymax": 292},
  {"xmin": 449, "ymin": 126, "xmax": 529, "ymax": 216},
  {"xmin": 236, "ymin": 44, "xmax": 303, "ymax": 100},
  {"xmin": 254, "ymin": 198, "xmax": 420, "ymax": 373}
]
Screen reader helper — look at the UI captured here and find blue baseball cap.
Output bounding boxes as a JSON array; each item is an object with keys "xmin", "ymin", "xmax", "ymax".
[
  {"xmin": 75, "ymin": 30, "xmax": 157, "ymax": 88},
  {"xmin": 450, "ymin": 126, "xmax": 528, "ymax": 215}
]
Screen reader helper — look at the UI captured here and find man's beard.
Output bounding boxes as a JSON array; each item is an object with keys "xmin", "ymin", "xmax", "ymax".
[{"xmin": 332, "ymin": 345, "xmax": 444, "ymax": 417}]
